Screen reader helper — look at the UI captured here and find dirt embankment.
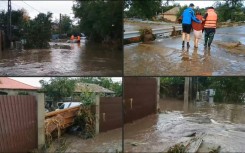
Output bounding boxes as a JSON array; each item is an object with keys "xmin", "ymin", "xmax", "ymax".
[
  {"xmin": 217, "ymin": 22, "xmax": 245, "ymax": 28},
  {"xmin": 215, "ymin": 41, "xmax": 245, "ymax": 55}
]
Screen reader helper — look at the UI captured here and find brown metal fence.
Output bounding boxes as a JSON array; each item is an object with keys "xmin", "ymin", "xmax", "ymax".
[
  {"xmin": 124, "ymin": 77, "xmax": 157, "ymax": 123},
  {"xmin": 0, "ymin": 95, "xmax": 37, "ymax": 152},
  {"xmin": 99, "ymin": 97, "xmax": 122, "ymax": 132}
]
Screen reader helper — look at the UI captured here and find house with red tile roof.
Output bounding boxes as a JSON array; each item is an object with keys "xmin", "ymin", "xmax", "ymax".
[{"xmin": 0, "ymin": 77, "xmax": 39, "ymax": 95}]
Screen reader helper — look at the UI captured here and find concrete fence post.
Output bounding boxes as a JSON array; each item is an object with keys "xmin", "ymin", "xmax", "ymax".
[
  {"xmin": 184, "ymin": 77, "xmax": 190, "ymax": 112},
  {"xmin": 156, "ymin": 77, "xmax": 160, "ymax": 112},
  {"xmin": 95, "ymin": 95, "xmax": 100, "ymax": 135},
  {"xmin": 35, "ymin": 93, "xmax": 45, "ymax": 149}
]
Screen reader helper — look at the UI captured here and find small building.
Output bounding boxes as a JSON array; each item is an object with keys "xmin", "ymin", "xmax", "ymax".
[
  {"xmin": 163, "ymin": 7, "xmax": 180, "ymax": 22},
  {"xmin": 71, "ymin": 83, "xmax": 115, "ymax": 101},
  {"xmin": 0, "ymin": 77, "xmax": 39, "ymax": 95}
]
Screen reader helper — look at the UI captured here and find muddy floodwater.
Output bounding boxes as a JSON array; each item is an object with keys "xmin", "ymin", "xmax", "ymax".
[
  {"xmin": 124, "ymin": 99, "xmax": 245, "ymax": 152},
  {"xmin": 124, "ymin": 25, "xmax": 245, "ymax": 76},
  {"xmin": 0, "ymin": 42, "xmax": 122, "ymax": 76},
  {"xmin": 48, "ymin": 128, "xmax": 122, "ymax": 153}
]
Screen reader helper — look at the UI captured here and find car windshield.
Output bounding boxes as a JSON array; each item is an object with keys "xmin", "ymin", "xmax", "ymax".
[{"xmin": 58, "ymin": 102, "xmax": 81, "ymax": 109}]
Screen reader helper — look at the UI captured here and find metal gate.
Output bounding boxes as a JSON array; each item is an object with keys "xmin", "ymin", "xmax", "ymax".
[
  {"xmin": 0, "ymin": 95, "xmax": 38, "ymax": 152},
  {"xmin": 124, "ymin": 77, "xmax": 157, "ymax": 123},
  {"xmin": 99, "ymin": 97, "xmax": 122, "ymax": 132}
]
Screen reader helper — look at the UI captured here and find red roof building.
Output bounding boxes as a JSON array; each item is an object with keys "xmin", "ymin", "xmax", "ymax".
[{"xmin": 0, "ymin": 77, "xmax": 39, "ymax": 90}]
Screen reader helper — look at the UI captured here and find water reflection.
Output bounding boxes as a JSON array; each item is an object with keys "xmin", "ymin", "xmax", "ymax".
[
  {"xmin": 160, "ymin": 98, "xmax": 245, "ymax": 124},
  {"xmin": 0, "ymin": 42, "xmax": 122, "ymax": 76}
]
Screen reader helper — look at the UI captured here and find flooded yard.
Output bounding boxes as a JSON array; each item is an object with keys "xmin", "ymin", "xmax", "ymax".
[
  {"xmin": 124, "ymin": 25, "xmax": 245, "ymax": 76},
  {"xmin": 47, "ymin": 128, "xmax": 122, "ymax": 153},
  {"xmin": 0, "ymin": 42, "xmax": 122, "ymax": 76},
  {"xmin": 124, "ymin": 99, "xmax": 245, "ymax": 152}
]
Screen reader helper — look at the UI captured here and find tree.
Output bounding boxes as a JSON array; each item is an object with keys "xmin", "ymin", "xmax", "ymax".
[
  {"xmin": 40, "ymin": 77, "xmax": 76, "ymax": 106},
  {"xmin": 0, "ymin": 9, "xmax": 29, "ymax": 42},
  {"xmin": 24, "ymin": 12, "xmax": 53, "ymax": 49},
  {"xmin": 160, "ymin": 77, "xmax": 184, "ymax": 98},
  {"xmin": 60, "ymin": 15, "xmax": 72, "ymax": 34},
  {"xmin": 73, "ymin": 0, "xmax": 122, "ymax": 43},
  {"xmin": 124, "ymin": 0, "xmax": 162, "ymax": 19},
  {"xmin": 214, "ymin": 0, "xmax": 245, "ymax": 22}
]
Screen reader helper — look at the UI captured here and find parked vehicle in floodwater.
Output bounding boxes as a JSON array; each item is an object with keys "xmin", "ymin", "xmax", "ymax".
[{"xmin": 56, "ymin": 102, "xmax": 82, "ymax": 110}]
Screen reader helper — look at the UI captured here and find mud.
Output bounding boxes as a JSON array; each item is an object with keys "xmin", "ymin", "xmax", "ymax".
[
  {"xmin": 215, "ymin": 41, "xmax": 245, "ymax": 55},
  {"xmin": 48, "ymin": 128, "xmax": 122, "ymax": 153},
  {"xmin": 124, "ymin": 26, "xmax": 245, "ymax": 76},
  {"xmin": 124, "ymin": 99, "xmax": 245, "ymax": 152},
  {"xmin": 0, "ymin": 42, "xmax": 122, "ymax": 76}
]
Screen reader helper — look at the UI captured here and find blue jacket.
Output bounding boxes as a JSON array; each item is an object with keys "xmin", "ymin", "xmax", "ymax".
[{"xmin": 182, "ymin": 8, "xmax": 201, "ymax": 24}]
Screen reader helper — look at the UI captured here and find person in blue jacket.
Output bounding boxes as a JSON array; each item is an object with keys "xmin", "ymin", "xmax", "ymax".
[{"xmin": 181, "ymin": 3, "xmax": 202, "ymax": 48}]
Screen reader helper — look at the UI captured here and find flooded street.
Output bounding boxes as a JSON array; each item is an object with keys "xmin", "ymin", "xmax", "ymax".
[
  {"xmin": 124, "ymin": 99, "xmax": 245, "ymax": 152},
  {"xmin": 124, "ymin": 25, "xmax": 245, "ymax": 76},
  {"xmin": 0, "ymin": 42, "xmax": 122, "ymax": 76},
  {"xmin": 48, "ymin": 128, "xmax": 122, "ymax": 153}
]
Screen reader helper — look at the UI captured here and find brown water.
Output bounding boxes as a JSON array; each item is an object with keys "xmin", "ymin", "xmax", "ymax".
[
  {"xmin": 124, "ymin": 99, "xmax": 245, "ymax": 152},
  {"xmin": 124, "ymin": 25, "xmax": 245, "ymax": 76},
  {"xmin": 0, "ymin": 42, "xmax": 122, "ymax": 76},
  {"xmin": 48, "ymin": 128, "xmax": 122, "ymax": 153}
]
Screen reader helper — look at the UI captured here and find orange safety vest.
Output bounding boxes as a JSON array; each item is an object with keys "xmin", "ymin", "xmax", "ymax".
[{"xmin": 204, "ymin": 9, "xmax": 217, "ymax": 28}]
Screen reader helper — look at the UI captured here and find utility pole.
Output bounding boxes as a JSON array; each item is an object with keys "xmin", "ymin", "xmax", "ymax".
[
  {"xmin": 59, "ymin": 13, "xmax": 62, "ymax": 37},
  {"xmin": 8, "ymin": 0, "xmax": 13, "ymax": 49},
  {"xmin": 184, "ymin": 77, "xmax": 189, "ymax": 112}
]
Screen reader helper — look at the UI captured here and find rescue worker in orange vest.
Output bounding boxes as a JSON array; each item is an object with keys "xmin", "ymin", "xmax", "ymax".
[
  {"xmin": 70, "ymin": 35, "xmax": 75, "ymax": 41},
  {"xmin": 203, "ymin": 7, "xmax": 218, "ymax": 49},
  {"xmin": 77, "ymin": 35, "xmax": 81, "ymax": 43}
]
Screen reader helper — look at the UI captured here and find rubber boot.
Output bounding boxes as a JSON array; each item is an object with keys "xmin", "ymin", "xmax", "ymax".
[
  {"xmin": 204, "ymin": 33, "xmax": 208, "ymax": 47},
  {"xmin": 182, "ymin": 41, "xmax": 185, "ymax": 48},
  {"xmin": 187, "ymin": 42, "xmax": 190, "ymax": 48}
]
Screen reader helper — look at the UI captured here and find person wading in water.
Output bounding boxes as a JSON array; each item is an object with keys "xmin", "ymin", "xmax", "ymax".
[
  {"xmin": 192, "ymin": 11, "xmax": 204, "ymax": 48},
  {"xmin": 203, "ymin": 7, "xmax": 218, "ymax": 49},
  {"xmin": 180, "ymin": 3, "xmax": 201, "ymax": 48}
]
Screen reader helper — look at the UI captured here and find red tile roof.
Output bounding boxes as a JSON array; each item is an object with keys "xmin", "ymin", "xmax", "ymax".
[{"xmin": 0, "ymin": 77, "xmax": 39, "ymax": 90}]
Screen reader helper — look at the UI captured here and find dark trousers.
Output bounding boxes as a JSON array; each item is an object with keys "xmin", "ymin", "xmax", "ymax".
[{"xmin": 204, "ymin": 28, "xmax": 216, "ymax": 47}]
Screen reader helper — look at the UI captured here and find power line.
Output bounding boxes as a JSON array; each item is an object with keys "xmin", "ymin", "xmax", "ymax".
[{"xmin": 21, "ymin": 0, "xmax": 41, "ymax": 13}]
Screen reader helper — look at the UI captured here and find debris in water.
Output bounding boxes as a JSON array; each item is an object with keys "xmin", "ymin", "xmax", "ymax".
[
  {"xmin": 209, "ymin": 145, "xmax": 221, "ymax": 153},
  {"xmin": 167, "ymin": 143, "xmax": 186, "ymax": 153}
]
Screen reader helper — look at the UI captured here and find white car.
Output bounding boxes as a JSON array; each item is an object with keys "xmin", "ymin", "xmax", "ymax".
[{"xmin": 56, "ymin": 102, "xmax": 82, "ymax": 110}]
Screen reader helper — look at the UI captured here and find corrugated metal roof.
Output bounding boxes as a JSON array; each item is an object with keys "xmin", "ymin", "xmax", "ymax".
[
  {"xmin": 74, "ymin": 83, "xmax": 115, "ymax": 93},
  {"xmin": 0, "ymin": 77, "xmax": 39, "ymax": 90},
  {"xmin": 163, "ymin": 7, "xmax": 180, "ymax": 15}
]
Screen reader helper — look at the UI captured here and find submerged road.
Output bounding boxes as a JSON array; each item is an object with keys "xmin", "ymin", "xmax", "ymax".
[
  {"xmin": 0, "ymin": 42, "xmax": 122, "ymax": 76},
  {"xmin": 124, "ymin": 99, "xmax": 245, "ymax": 152},
  {"xmin": 124, "ymin": 25, "xmax": 245, "ymax": 76}
]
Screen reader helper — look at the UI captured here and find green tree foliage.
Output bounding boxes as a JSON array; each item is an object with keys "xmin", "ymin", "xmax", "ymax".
[
  {"xmin": 214, "ymin": 0, "xmax": 245, "ymax": 22},
  {"xmin": 161, "ymin": 77, "xmax": 245, "ymax": 103},
  {"xmin": 40, "ymin": 77, "xmax": 76, "ymax": 104},
  {"xmin": 24, "ymin": 12, "xmax": 52, "ymax": 49},
  {"xmin": 0, "ymin": 9, "xmax": 53, "ymax": 48},
  {"xmin": 205, "ymin": 77, "xmax": 245, "ymax": 103},
  {"xmin": 60, "ymin": 15, "xmax": 72, "ymax": 34},
  {"xmin": 160, "ymin": 77, "xmax": 184, "ymax": 98},
  {"xmin": 73, "ymin": 0, "xmax": 122, "ymax": 43},
  {"xmin": 0, "ymin": 9, "xmax": 27, "ymax": 41},
  {"xmin": 124, "ymin": 0, "xmax": 162, "ymax": 19}
]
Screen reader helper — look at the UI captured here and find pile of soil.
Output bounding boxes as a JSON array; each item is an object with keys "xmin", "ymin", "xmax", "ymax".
[{"xmin": 215, "ymin": 41, "xmax": 245, "ymax": 55}]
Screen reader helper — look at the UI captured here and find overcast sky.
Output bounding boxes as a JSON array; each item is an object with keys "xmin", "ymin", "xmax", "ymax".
[
  {"xmin": 173, "ymin": 1, "xmax": 218, "ymax": 8},
  {"xmin": 9, "ymin": 77, "xmax": 122, "ymax": 88},
  {"xmin": 0, "ymin": 1, "xmax": 74, "ymax": 21}
]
